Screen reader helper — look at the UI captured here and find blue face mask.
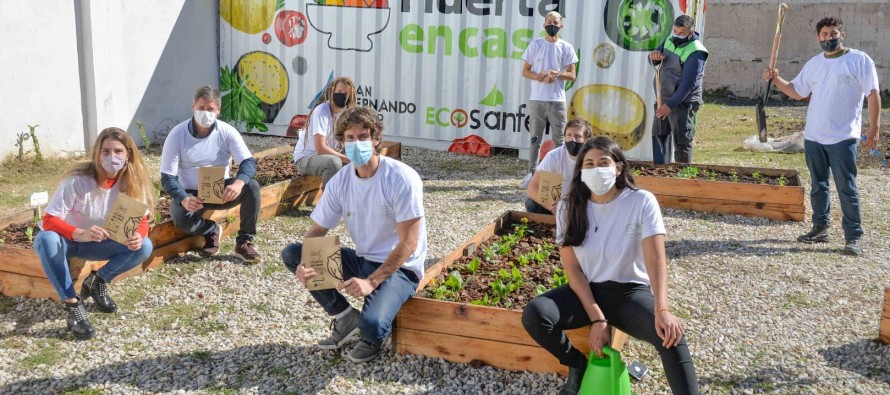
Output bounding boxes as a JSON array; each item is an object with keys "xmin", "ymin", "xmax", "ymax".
[{"xmin": 345, "ymin": 140, "xmax": 374, "ymax": 167}]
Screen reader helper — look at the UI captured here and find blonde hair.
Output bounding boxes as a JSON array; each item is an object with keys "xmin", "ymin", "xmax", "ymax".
[
  {"xmin": 65, "ymin": 127, "xmax": 156, "ymax": 213},
  {"xmin": 545, "ymin": 11, "xmax": 563, "ymax": 22},
  {"xmin": 302, "ymin": 77, "xmax": 358, "ymax": 149}
]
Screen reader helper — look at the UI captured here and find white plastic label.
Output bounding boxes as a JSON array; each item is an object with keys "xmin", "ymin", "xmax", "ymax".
[{"xmin": 30, "ymin": 191, "xmax": 48, "ymax": 207}]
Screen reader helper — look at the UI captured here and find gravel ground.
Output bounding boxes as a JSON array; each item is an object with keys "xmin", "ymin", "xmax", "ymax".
[{"xmin": 1, "ymin": 131, "xmax": 889, "ymax": 394}]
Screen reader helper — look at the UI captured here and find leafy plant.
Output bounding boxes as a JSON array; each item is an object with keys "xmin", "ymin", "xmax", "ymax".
[
  {"xmin": 471, "ymin": 293, "xmax": 497, "ymax": 306},
  {"xmin": 751, "ymin": 171, "xmax": 767, "ymax": 185},
  {"xmin": 777, "ymin": 174, "xmax": 787, "ymax": 187},
  {"xmin": 136, "ymin": 120, "xmax": 151, "ymax": 150},
  {"xmin": 549, "ymin": 267, "xmax": 568, "ymax": 288},
  {"xmin": 220, "ymin": 66, "xmax": 268, "ymax": 133},
  {"xmin": 631, "ymin": 167, "xmax": 642, "ymax": 177},
  {"xmin": 27, "ymin": 125, "xmax": 42, "ymax": 165},
  {"xmin": 225, "ymin": 215, "xmax": 237, "ymax": 224},
  {"xmin": 515, "ymin": 253, "xmax": 531, "ymax": 266},
  {"xmin": 677, "ymin": 166, "xmax": 700, "ymax": 179},
  {"xmin": 534, "ymin": 284, "xmax": 548, "ymax": 296},
  {"xmin": 14, "ymin": 131, "xmax": 30, "ymax": 162},
  {"xmin": 154, "ymin": 212, "xmax": 164, "ymax": 224},
  {"xmin": 25, "ymin": 226, "xmax": 34, "ymax": 243},
  {"xmin": 729, "ymin": 171, "xmax": 740, "ymax": 183},
  {"xmin": 482, "ymin": 244, "xmax": 498, "ymax": 261},
  {"xmin": 466, "ymin": 257, "xmax": 480, "ymax": 274}
]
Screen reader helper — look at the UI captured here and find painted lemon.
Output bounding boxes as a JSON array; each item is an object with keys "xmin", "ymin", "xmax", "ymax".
[
  {"xmin": 220, "ymin": 0, "xmax": 277, "ymax": 34},
  {"xmin": 569, "ymin": 85, "xmax": 646, "ymax": 150},
  {"xmin": 235, "ymin": 51, "xmax": 289, "ymax": 123}
]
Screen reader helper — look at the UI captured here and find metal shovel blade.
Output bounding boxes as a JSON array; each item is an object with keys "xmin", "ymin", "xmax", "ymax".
[{"xmin": 755, "ymin": 102, "xmax": 768, "ymax": 143}]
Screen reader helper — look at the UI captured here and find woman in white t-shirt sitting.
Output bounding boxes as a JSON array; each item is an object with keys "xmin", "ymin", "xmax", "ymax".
[
  {"xmin": 293, "ymin": 76, "xmax": 357, "ymax": 185},
  {"xmin": 33, "ymin": 128, "xmax": 155, "ymax": 340},
  {"xmin": 522, "ymin": 137, "xmax": 698, "ymax": 395}
]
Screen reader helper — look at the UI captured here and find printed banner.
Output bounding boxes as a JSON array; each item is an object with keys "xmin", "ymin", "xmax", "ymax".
[{"xmin": 220, "ymin": 0, "xmax": 703, "ymax": 160}]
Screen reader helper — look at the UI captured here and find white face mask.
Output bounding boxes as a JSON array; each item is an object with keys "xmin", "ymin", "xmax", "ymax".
[
  {"xmin": 581, "ymin": 166, "xmax": 617, "ymax": 196},
  {"xmin": 194, "ymin": 110, "xmax": 217, "ymax": 128},
  {"xmin": 101, "ymin": 154, "xmax": 127, "ymax": 174}
]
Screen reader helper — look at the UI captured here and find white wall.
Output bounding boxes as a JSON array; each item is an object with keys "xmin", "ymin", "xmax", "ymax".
[
  {"xmin": 0, "ymin": 1, "xmax": 86, "ymax": 156},
  {"xmin": 0, "ymin": 0, "xmax": 219, "ymax": 157}
]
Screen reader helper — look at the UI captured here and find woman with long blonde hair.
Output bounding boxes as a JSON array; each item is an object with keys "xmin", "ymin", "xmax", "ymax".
[
  {"xmin": 33, "ymin": 127, "xmax": 155, "ymax": 340},
  {"xmin": 293, "ymin": 76, "xmax": 357, "ymax": 185}
]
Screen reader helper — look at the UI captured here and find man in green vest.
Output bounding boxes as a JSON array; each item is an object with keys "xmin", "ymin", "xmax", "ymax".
[{"xmin": 649, "ymin": 15, "xmax": 708, "ymax": 164}]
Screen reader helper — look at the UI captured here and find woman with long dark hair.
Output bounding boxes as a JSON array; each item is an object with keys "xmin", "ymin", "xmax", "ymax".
[
  {"xmin": 522, "ymin": 137, "xmax": 698, "ymax": 394},
  {"xmin": 33, "ymin": 127, "xmax": 155, "ymax": 340}
]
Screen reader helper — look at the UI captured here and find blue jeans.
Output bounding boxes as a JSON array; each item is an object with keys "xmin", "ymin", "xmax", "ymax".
[
  {"xmin": 804, "ymin": 139, "xmax": 862, "ymax": 241},
  {"xmin": 281, "ymin": 243, "xmax": 419, "ymax": 344},
  {"xmin": 33, "ymin": 231, "xmax": 154, "ymax": 300}
]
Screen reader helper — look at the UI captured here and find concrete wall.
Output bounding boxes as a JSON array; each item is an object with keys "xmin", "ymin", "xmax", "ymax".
[
  {"xmin": 705, "ymin": 0, "xmax": 889, "ymax": 98},
  {"xmin": 0, "ymin": 0, "xmax": 218, "ymax": 158}
]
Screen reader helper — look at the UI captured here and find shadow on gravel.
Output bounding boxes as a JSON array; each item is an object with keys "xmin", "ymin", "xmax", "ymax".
[
  {"xmin": 698, "ymin": 364, "xmax": 822, "ymax": 392},
  {"xmin": 818, "ymin": 339, "xmax": 890, "ymax": 385},
  {"xmin": 0, "ymin": 342, "xmax": 427, "ymax": 394},
  {"xmin": 666, "ymin": 238, "xmax": 807, "ymax": 259}
]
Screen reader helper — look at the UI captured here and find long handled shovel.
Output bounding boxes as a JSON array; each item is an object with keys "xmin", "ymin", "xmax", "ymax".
[{"xmin": 756, "ymin": 3, "xmax": 789, "ymax": 142}]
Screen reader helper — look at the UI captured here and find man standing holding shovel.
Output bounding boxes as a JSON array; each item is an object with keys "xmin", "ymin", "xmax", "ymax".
[
  {"xmin": 764, "ymin": 16, "xmax": 881, "ymax": 256},
  {"xmin": 649, "ymin": 15, "xmax": 708, "ymax": 164}
]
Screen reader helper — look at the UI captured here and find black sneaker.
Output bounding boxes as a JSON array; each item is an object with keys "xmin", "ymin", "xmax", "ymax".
[
  {"xmin": 797, "ymin": 225, "xmax": 829, "ymax": 243},
  {"xmin": 842, "ymin": 239, "xmax": 861, "ymax": 256},
  {"xmin": 201, "ymin": 223, "xmax": 222, "ymax": 257},
  {"xmin": 317, "ymin": 308, "xmax": 360, "ymax": 350},
  {"xmin": 348, "ymin": 339, "xmax": 383, "ymax": 363}
]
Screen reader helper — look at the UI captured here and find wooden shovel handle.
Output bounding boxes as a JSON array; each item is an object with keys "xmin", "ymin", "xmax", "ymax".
[
  {"xmin": 655, "ymin": 66, "xmax": 663, "ymax": 109},
  {"xmin": 768, "ymin": 4, "xmax": 789, "ymax": 71}
]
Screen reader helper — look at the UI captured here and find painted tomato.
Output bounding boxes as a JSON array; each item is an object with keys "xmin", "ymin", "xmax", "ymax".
[
  {"xmin": 604, "ymin": 0, "xmax": 674, "ymax": 51},
  {"xmin": 262, "ymin": 33, "xmax": 271, "ymax": 44},
  {"xmin": 274, "ymin": 10, "xmax": 308, "ymax": 47}
]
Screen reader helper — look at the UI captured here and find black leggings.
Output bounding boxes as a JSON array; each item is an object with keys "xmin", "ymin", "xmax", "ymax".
[{"xmin": 522, "ymin": 281, "xmax": 699, "ymax": 394}]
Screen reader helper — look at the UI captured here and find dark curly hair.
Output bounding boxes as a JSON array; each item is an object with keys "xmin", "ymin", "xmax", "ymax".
[
  {"xmin": 335, "ymin": 106, "xmax": 384, "ymax": 153},
  {"xmin": 815, "ymin": 17, "xmax": 844, "ymax": 34}
]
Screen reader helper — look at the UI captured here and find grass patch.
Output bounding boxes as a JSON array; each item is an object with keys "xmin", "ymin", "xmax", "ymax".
[
  {"xmin": 694, "ymin": 104, "xmax": 807, "ymax": 171},
  {"xmin": 0, "ymin": 296, "xmax": 17, "ymax": 314},
  {"xmin": 782, "ymin": 291, "xmax": 813, "ymax": 309},
  {"xmin": 263, "ymin": 264, "xmax": 284, "ymax": 277},
  {"xmin": 192, "ymin": 350, "xmax": 212, "ymax": 361},
  {"xmin": 248, "ymin": 302, "xmax": 270, "ymax": 314},
  {"xmin": 19, "ymin": 340, "xmax": 63, "ymax": 369},
  {"xmin": 151, "ymin": 302, "xmax": 226, "ymax": 334}
]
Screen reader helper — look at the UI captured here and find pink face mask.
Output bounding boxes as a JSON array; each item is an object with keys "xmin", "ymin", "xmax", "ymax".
[{"xmin": 101, "ymin": 154, "xmax": 127, "ymax": 174}]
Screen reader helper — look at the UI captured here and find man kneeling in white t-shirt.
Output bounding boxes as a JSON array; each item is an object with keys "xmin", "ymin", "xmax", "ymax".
[
  {"xmin": 282, "ymin": 106, "xmax": 428, "ymax": 363},
  {"xmin": 525, "ymin": 119, "xmax": 593, "ymax": 215}
]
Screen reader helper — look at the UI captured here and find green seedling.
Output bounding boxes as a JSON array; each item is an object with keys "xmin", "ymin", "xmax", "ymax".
[
  {"xmin": 677, "ymin": 166, "xmax": 700, "ymax": 179},
  {"xmin": 137, "ymin": 120, "xmax": 151, "ymax": 150},
  {"xmin": 778, "ymin": 174, "xmax": 787, "ymax": 187},
  {"xmin": 225, "ymin": 215, "xmax": 237, "ymax": 224},
  {"xmin": 631, "ymin": 167, "xmax": 642, "ymax": 177},
  {"xmin": 549, "ymin": 267, "xmax": 568, "ymax": 288},
  {"xmin": 729, "ymin": 171, "xmax": 740, "ymax": 183},
  {"xmin": 27, "ymin": 125, "xmax": 42, "ymax": 165},
  {"xmin": 25, "ymin": 226, "xmax": 33, "ymax": 243},
  {"xmin": 482, "ymin": 244, "xmax": 498, "ymax": 261},
  {"xmin": 534, "ymin": 284, "xmax": 548, "ymax": 296},
  {"xmin": 466, "ymin": 257, "xmax": 480, "ymax": 274}
]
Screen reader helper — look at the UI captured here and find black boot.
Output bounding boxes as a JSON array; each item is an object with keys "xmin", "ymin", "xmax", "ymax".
[
  {"xmin": 797, "ymin": 224, "xmax": 829, "ymax": 243},
  {"xmin": 80, "ymin": 272, "xmax": 117, "ymax": 313},
  {"xmin": 64, "ymin": 298, "xmax": 95, "ymax": 340},
  {"xmin": 559, "ymin": 364, "xmax": 587, "ymax": 395}
]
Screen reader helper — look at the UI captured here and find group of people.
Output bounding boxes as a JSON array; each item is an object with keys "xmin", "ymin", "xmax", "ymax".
[{"xmin": 31, "ymin": 11, "xmax": 878, "ymax": 395}]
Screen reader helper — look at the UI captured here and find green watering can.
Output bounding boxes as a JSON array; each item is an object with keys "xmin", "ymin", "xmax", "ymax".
[{"xmin": 578, "ymin": 346, "xmax": 632, "ymax": 395}]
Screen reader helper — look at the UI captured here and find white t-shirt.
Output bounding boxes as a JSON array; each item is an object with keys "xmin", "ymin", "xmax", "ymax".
[
  {"xmin": 556, "ymin": 188, "xmax": 665, "ymax": 285},
  {"xmin": 310, "ymin": 156, "xmax": 428, "ymax": 280},
  {"xmin": 521, "ymin": 37, "xmax": 578, "ymax": 102},
  {"xmin": 294, "ymin": 102, "xmax": 341, "ymax": 163},
  {"xmin": 45, "ymin": 174, "xmax": 121, "ymax": 230},
  {"xmin": 791, "ymin": 49, "xmax": 880, "ymax": 145},
  {"xmin": 160, "ymin": 119, "xmax": 254, "ymax": 190},
  {"xmin": 536, "ymin": 145, "xmax": 576, "ymax": 199}
]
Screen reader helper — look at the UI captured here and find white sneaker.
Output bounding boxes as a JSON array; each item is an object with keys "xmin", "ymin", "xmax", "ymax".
[{"xmin": 519, "ymin": 172, "xmax": 534, "ymax": 189}]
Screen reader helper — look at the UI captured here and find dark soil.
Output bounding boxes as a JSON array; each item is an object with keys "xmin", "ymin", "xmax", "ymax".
[
  {"xmin": 857, "ymin": 131, "xmax": 890, "ymax": 171},
  {"xmin": 423, "ymin": 221, "xmax": 564, "ymax": 310},
  {"xmin": 0, "ymin": 222, "xmax": 39, "ymax": 249},
  {"xmin": 631, "ymin": 163, "xmax": 801, "ymax": 186}
]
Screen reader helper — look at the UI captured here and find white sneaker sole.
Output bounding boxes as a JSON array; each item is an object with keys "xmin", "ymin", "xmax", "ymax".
[{"xmin": 316, "ymin": 326, "xmax": 359, "ymax": 350}]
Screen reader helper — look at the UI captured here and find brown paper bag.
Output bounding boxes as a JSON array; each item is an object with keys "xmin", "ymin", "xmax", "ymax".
[
  {"xmin": 303, "ymin": 236, "xmax": 343, "ymax": 291},
  {"xmin": 198, "ymin": 166, "xmax": 227, "ymax": 204},
  {"xmin": 103, "ymin": 193, "xmax": 149, "ymax": 245},
  {"xmin": 537, "ymin": 171, "xmax": 564, "ymax": 207}
]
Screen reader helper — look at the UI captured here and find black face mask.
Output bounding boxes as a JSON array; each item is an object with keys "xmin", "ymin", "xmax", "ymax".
[
  {"xmin": 545, "ymin": 25, "xmax": 560, "ymax": 38},
  {"xmin": 565, "ymin": 141, "xmax": 582, "ymax": 157},
  {"xmin": 332, "ymin": 93, "xmax": 348, "ymax": 108},
  {"xmin": 820, "ymin": 37, "xmax": 841, "ymax": 53}
]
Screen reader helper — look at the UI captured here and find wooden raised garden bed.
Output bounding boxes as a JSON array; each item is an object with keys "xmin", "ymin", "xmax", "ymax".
[
  {"xmin": 881, "ymin": 287, "xmax": 890, "ymax": 345},
  {"xmin": 631, "ymin": 162, "xmax": 805, "ymax": 222},
  {"xmin": 0, "ymin": 142, "xmax": 403, "ymax": 299},
  {"xmin": 394, "ymin": 211, "xmax": 626, "ymax": 375}
]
